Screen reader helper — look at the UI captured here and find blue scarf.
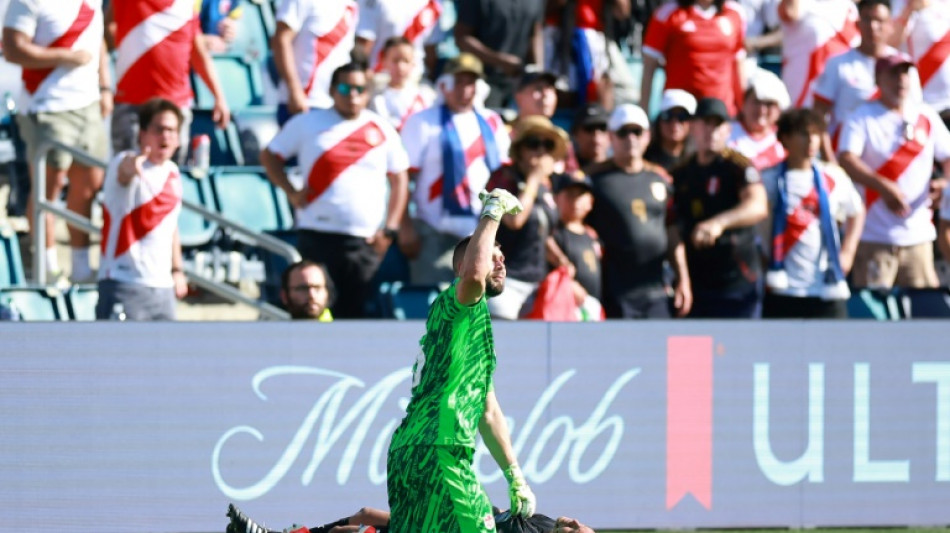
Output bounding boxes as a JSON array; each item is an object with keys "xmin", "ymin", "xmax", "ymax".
[
  {"xmin": 769, "ymin": 162, "xmax": 845, "ymax": 286},
  {"xmin": 440, "ymin": 105, "xmax": 501, "ymax": 216},
  {"xmin": 571, "ymin": 28, "xmax": 594, "ymax": 108}
]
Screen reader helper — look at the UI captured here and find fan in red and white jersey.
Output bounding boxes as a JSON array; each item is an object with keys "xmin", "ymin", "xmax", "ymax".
[
  {"xmin": 3, "ymin": 0, "xmax": 109, "ymax": 282},
  {"xmin": 727, "ymin": 68, "xmax": 789, "ymax": 170},
  {"xmin": 778, "ymin": 0, "xmax": 859, "ymax": 109},
  {"xmin": 368, "ymin": 36, "xmax": 436, "ymax": 132},
  {"xmin": 838, "ymin": 53, "xmax": 950, "ymax": 289},
  {"xmin": 641, "ymin": 0, "xmax": 748, "ymax": 117},
  {"xmin": 261, "ymin": 62, "xmax": 409, "ymax": 318},
  {"xmin": 889, "ymin": 0, "xmax": 950, "ymax": 116},
  {"xmin": 355, "ymin": 0, "xmax": 442, "ymax": 80},
  {"xmin": 273, "ymin": 0, "xmax": 358, "ymax": 124}
]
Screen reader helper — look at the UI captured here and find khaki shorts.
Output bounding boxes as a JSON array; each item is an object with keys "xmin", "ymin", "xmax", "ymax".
[
  {"xmin": 17, "ymin": 101, "xmax": 108, "ymax": 170},
  {"xmin": 852, "ymin": 241, "xmax": 939, "ymax": 289}
]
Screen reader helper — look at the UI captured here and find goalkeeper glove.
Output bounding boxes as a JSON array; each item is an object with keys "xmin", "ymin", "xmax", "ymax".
[
  {"xmin": 504, "ymin": 464, "xmax": 536, "ymax": 517},
  {"xmin": 479, "ymin": 188, "xmax": 523, "ymax": 222}
]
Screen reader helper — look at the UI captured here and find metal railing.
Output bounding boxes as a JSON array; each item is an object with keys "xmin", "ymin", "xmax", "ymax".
[{"xmin": 31, "ymin": 139, "xmax": 299, "ymax": 320}]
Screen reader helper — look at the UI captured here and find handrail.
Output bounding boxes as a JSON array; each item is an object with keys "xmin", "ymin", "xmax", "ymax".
[{"xmin": 30, "ymin": 139, "xmax": 297, "ymax": 319}]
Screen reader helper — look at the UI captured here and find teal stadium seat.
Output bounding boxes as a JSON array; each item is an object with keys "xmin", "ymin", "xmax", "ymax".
[
  {"xmin": 189, "ymin": 108, "xmax": 246, "ymax": 166},
  {"xmin": 225, "ymin": 0, "xmax": 274, "ymax": 63},
  {"xmin": 210, "ymin": 166, "xmax": 293, "ymax": 240},
  {"xmin": 191, "ymin": 54, "xmax": 265, "ymax": 110},
  {"xmin": 0, "ymin": 223, "xmax": 25, "ymax": 287},
  {"xmin": 0, "ymin": 287, "xmax": 68, "ymax": 320},
  {"xmin": 178, "ymin": 169, "xmax": 219, "ymax": 249},
  {"xmin": 385, "ymin": 281, "xmax": 440, "ymax": 320},
  {"xmin": 65, "ymin": 284, "xmax": 99, "ymax": 321},
  {"xmin": 847, "ymin": 288, "xmax": 902, "ymax": 320}
]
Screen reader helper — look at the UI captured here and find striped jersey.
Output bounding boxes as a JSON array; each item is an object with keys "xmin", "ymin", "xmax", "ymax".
[{"xmin": 390, "ymin": 282, "xmax": 496, "ymax": 450}]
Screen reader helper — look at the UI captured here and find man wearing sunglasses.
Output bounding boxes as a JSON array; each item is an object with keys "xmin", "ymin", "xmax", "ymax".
[
  {"xmin": 571, "ymin": 103, "xmax": 611, "ymax": 171},
  {"xmin": 261, "ymin": 62, "xmax": 410, "ymax": 318},
  {"xmin": 585, "ymin": 104, "xmax": 692, "ymax": 319}
]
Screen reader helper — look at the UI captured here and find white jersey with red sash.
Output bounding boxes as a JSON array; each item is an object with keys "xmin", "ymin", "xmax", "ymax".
[
  {"xmin": 276, "ymin": 0, "xmax": 357, "ymax": 109},
  {"xmin": 113, "ymin": 0, "xmax": 200, "ymax": 107},
  {"xmin": 99, "ymin": 152, "xmax": 182, "ymax": 287},
  {"xmin": 369, "ymin": 83, "xmax": 436, "ymax": 132},
  {"xmin": 762, "ymin": 161, "xmax": 862, "ymax": 298},
  {"xmin": 400, "ymin": 105, "xmax": 510, "ymax": 238},
  {"xmin": 3, "ymin": 0, "xmax": 103, "ymax": 113},
  {"xmin": 780, "ymin": 0, "xmax": 858, "ymax": 109},
  {"xmin": 727, "ymin": 120, "xmax": 786, "ymax": 170},
  {"xmin": 357, "ymin": 0, "xmax": 442, "ymax": 75},
  {"xmin": 893, "ymin": 0, "xmax": 950, "ymax": 112},
  {"xmin": 838, "ymin": 100, "xmax": 950, "ymax": 245},
  {"xmin": 266, "ymin": 107, "xmax": 408, "ymax": 237}
]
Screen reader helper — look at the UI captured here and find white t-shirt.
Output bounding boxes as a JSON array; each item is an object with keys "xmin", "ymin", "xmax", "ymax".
[
  {"xmin": 368, "ymin": 83, "xmax": 436, "ymax": 131},
  {"xmin": 838, "ymin": 100, "xmax": 950, "ymax": 245},
  {"xmin": 356, "ymin": 0, "xmax": 442, "ymax": 76},
  {"xmin": 99, "ymin": 152, "xmax": 182, "ymax": 288},
  {"xmin": 892, "ymin": 0, "xmax": 950, "ymax": 112},
  {"xmin": 276, "ymin": 0, "xmax": 357, "ymax": 109},
  {"xmin": 266, "ymin": 107, "xmax": 409, "ymax": 237},
  {"xmin": 727, "ymin": 120, "xmax": 786, "ymax": 170},
  {"xmin": 400, "ymin": 105, "xmax": 510, "ymax": 238},
  {"xmin": 739, "ymin": 0, "xmax": 780, "ymax": 41},
  {"xmin": 762, "ymin": 162, "xmax": 863, "ymax": 298},
  {"xmin": 780, "ymin": 0, "xmax": 858, "ymax": 108},
  {"xmin": 3, "ymin": 0, "xmax": 103, "ymax": 113}
]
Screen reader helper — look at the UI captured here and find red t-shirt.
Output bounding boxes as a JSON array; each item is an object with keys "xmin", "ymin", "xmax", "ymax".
[{"xmin": 545, "ymin": 0, "xmax": 603, "ymax": 31}]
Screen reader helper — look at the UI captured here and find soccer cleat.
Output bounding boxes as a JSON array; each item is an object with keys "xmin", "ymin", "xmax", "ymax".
[{"xmin": 227, "ymin": 503, "xmax": 276, "ymax": 533}]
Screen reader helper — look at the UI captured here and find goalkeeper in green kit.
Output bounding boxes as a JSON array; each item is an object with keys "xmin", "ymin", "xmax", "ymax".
[{"xmin": 387, "ymin": 188, "xmax": 537, "ymax": 533}]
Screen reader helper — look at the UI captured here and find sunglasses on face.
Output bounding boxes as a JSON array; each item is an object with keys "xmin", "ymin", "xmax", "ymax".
[
  {"xmin": 616, "ymin": 125, "xmax": 645, "ymax": 138},
  {"xmin": 658, "ymin": 109, "xmax": 691, "ymax": 122},
  {"xmin": 521, "ymin": 136, "xmax": 557, "ymax": 152},
  {"xmin": 336, "ymin": 82, "xmax": 367, "ymax": 96},
  {"xmin": 582, "ymin": 123, "xmax": 608, "ymax": 133}
]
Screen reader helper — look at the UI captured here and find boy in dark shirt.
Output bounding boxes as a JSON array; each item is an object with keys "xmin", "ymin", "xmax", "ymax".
[{"xmin": 551, "ymin": 172, "xmax": 605, "ymax": 320}]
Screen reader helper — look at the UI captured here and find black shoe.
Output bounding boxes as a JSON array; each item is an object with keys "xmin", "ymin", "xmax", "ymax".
[{"xmin": 227, "ymin": 503, "xmax": 276, "ymax": 533}]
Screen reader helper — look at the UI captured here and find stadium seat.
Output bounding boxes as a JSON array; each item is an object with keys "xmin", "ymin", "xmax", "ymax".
[
  {"xmin": 364, "ymin": 246, "xmax": 412, "ymax": 317},
  {"xmin": 232, "ymin": 105, "xmax": 279, "ymax": 166},
  {"xmin": 189, "ymin": 109, "xmax": 246, "ymax": 166},
  {"xmin": 178, "ymin": 169, "xmax": 219, "ymax": 249},
  {"xmin": 847, "ymin": 288, "xmax": 901, "ymax": 320},
  {"xmin": 0, "ymin": 222, "xmax": 25, "ymax": 287},
  {"xmin": 65, "ymin": 284, "xmax": 99, "ymax": 321},
  {"xmin": 225, "ymin": 0, "xmax": 274, "ymax": 63},
  {"xmin": 210, "ymin": 166, "xmax": 294, "ymax": 239},
  {"xmin": 258, "ymin": 229, "xmax": 298, "ymax": 307},
  {"xmin": 192, "ymin": 54, "xmax": 265, "ymax": 110},
  {"xmin": 386, "ymin": 281, "xmax": 440, "ymax": 320},
  {"xmin": 0, "ymin": 286, "xmax": 69, "ymax": 320},
  {"xmin": 898, "ymin": 288, "xmax": 950, "ymax": 318}
]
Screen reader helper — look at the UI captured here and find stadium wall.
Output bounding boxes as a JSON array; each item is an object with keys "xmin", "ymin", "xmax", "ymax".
[{"xmin": 1, "ymin": 321, "xmax": 948, "ymax": 532}]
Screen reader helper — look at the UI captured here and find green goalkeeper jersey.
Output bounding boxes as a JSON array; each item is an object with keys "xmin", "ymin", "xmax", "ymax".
[{"xmin": 390, "ymin": 281, "xmax": 497, "ymax": 450}]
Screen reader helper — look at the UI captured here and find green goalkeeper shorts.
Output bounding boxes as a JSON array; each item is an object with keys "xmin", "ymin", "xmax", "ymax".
[{"xmin": 387, "ymin": 444, "xmax": 495, "ymax": 533}]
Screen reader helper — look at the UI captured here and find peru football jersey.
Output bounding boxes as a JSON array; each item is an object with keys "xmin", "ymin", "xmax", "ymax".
[
  {"xmin": 642, "ymin": 1, "xmax": 746, "ymax": 116},
  {"xmin": 99, "ymin": 152, "xmax": 182, "ymax": 287},
  {"xmin": 266, "ymin": 107, "xmax": 408, "ymax": 237},
  {"xmin": 4, "ymin": 0, "xmax": 103, "ymax": 113},
  {"xmin": 369, "ymin": 83, "xmax": 436, "ymax": 131},
  {"xmin": 357, "ymin": 0, "xmax": 442, "ymax": 75},
  {"xmin": 893, "ymin": 0, "xmax": 950, "ymax": 112},
  {"xmin": 400, "ymin": 105, "xmax": 510, "ymax": 238},
  {"xmin": 838, "ymin": 100, "xmax": 950, "ymax": 245},
  {"xmin": 780, "ymin": 0, "xmax": 858, "ymax": 108},
  {"xmin": 276, "ymin": 0, "xmax": 357, "ymax": 109},
  {"xmin": 113, "ymin": 0, "xmax": 200, "ymax": 107},
  {"xmin": 727, "ymin": 120, "xmax": 786, "ymax": 170}
]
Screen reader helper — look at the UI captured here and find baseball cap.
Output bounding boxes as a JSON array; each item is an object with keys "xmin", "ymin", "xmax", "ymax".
[
  {"xmin": 445, "ymin": 53, "xmax": 484, "ymax": 78},
  {"xmin": 553, "ymin": 172, "xmax": 594, "ymax": 194},
  {"xmin": 510, "ymin": 115, "xmax": 570, "ymax": 160},
  {"xmin": 693, "ymin": 97, "xmax": 731, "ymax": 122},
  {"xmin": 658, "ymin": 89, "xmax": 698, "ymax": 115},
  {"xmin": 747, "ymin": 68, "xmax": 791, "ymax": 110},
  {"xmin": 573, "ymin": 103, "xmax": 609, "ymax": 130},
  {"xmin": 517, "ymin": 64, "xmax": 559, "ymax": 91},
  {"xmin": 607, "ymin": 103, "xmax": 650, "ymax": 132},
  {"xmin": 875, "ymin": 52, "xmax": 915, "ymax": 76}
]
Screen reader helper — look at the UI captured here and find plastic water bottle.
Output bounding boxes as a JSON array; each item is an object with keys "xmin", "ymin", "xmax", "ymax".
[
  {"xmin": 189, "ymin": 134, "xmax": 211, "ymax": 177},
  {"xmin": 109, "ymin": 303, "xmax": 127, "ymax": 321}
]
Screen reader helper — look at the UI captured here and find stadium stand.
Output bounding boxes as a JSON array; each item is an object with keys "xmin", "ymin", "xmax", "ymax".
[
  {"xmin": 0, "ymin": 286, "xmax": 68, "ymax": 321},
  {"xmin": 65, "ymin": 284, "xmax": 99, "ymax": 321},
  {"xmin": 0, "ymin": 222, "xmax": 24, "ymax": 287}
]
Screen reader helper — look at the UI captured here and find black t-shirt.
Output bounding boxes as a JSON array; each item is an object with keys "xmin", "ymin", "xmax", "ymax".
[
  {"xmin": 671, "ymin": 150, "xmax": 763, "ymax": 292},
  {"xmin": 586, "ymin": 163, "xmax": 672, "ymax": 295},
  {"xmin": 487, "ymin": 166, "xmax": 557, "ymax": 283},
  {"xmin": 643, "ymin": 144, "xmax": 686, "ymax": 174},
  {"xmin": 552, "ymin": 222, "xmax": 602, "ymax": 300}
]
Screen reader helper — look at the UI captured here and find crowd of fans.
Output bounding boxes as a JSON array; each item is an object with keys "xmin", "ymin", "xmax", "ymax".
[{"xmin": 1, "ymin": 0, "xmax": 949, "ymax": 320}]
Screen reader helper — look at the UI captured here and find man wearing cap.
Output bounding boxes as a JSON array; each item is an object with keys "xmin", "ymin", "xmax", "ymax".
[
  {"xmin": 398, "ymin": 53, "xmax": 511, "ymax": 285},
  {"xmin": 672, "ymin": 97, "xmax": 769, "ymax": 318},
  {"xmin": 837, "ymin": 53, "xmax": 950, "ymax": 289},
  {"xmin": 727, "ymin": 68, "xmax": 789, "ymax": 170},
  {"xmin": 261, "ymin": 62, "xmax": 410, "ymax": 318},
  {"xmin": 645, "ymin": 88, "xmax": 696, "ymax": 172},
  {"xmin": 586, "ymin": 103, "xmax": 692, "ymax": 318},
  {"xmin": 572, "ymin": 103, "xmax": 611, "ymax": 170},
  {"xmin": 813, "ymin": 0, "xmax": 919, "ymax": 153},
  {"xmin": 513, "ymin": 65, "xmax": 581, "ymax": 173}
]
